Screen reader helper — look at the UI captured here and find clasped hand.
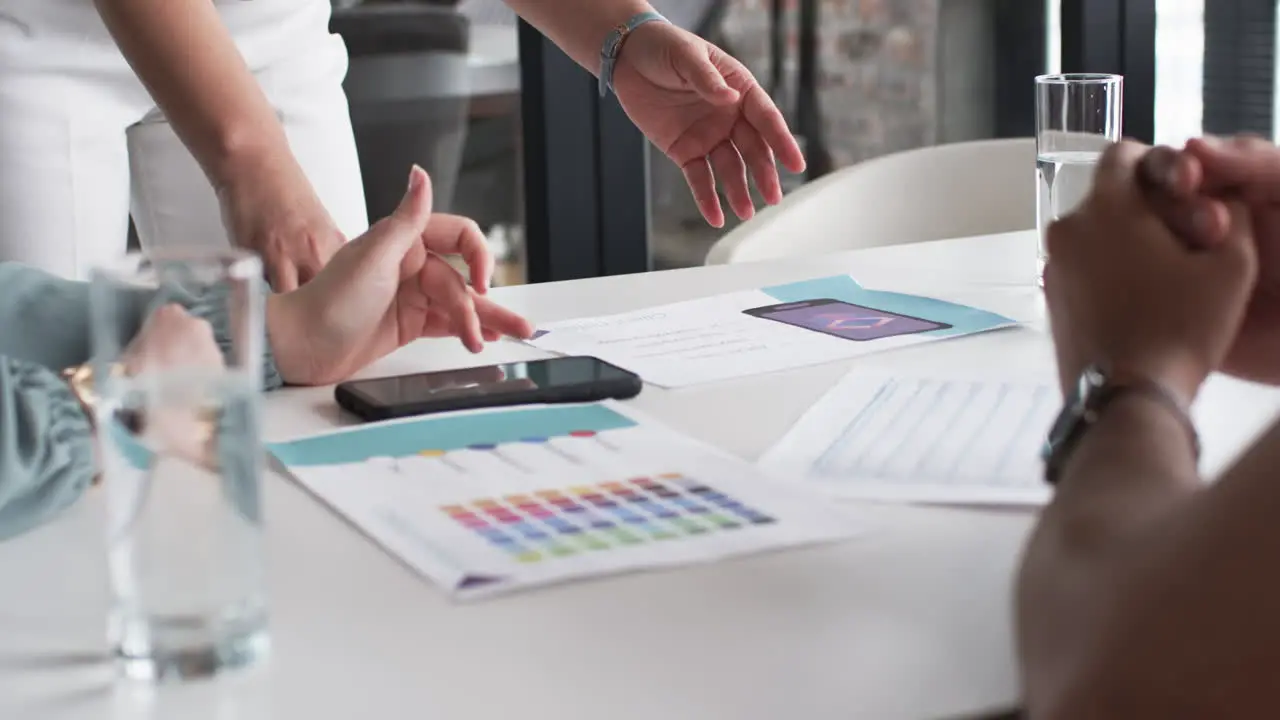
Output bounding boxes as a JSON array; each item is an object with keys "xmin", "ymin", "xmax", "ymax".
[{"xmin": 1044, "ymin": 136, "xmax": 1280, "ymax": 404}]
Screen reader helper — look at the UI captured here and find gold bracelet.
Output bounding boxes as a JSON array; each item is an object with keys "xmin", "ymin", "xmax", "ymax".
[
  {"xmin": 60, "ymin": 363, "xmax": 224, "ymax": 475},
  {"xmin": 60, "ymin": 363, "xmax": 100, "ymax": 427},
  {"xmin": 60, "ymin": 363, "xmax": 111, "ymax": 486}
]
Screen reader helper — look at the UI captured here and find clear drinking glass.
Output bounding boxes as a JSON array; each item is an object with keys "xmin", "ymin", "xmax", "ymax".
[
  {"xmin": 91, "ymin": 249, "xmax": 269, "ymax": 681},
  {"xmin": 1035, "ymin": 73, "xmax": 1124, "ymax": 284}
]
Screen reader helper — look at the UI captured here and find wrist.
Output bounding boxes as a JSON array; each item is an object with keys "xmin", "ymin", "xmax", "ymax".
[
  {"xmin": 599, "ymin": 10, "xmax": 668, "ymax": 98},
  {"xmin": 208, "ymin": 126, "xmax": 296, "ymax": 191},
  {"xmin": 60, "ymin": 363, "xmax": 108, "ymax": 486},
  {"xmin": 1045, "ymin": 363, "xmax": 1201, "ymax": 488},
  {"xmin": 264, "ymin": 292, "xmax": 304, "ymax": 385},
  {"xmin": 1110, "ymin": 352, "xmax": 1209, "ymax": 406},
  {"xmin": 592, "ymin": 1, "xmax": 655, "ymax": 53},
  {"xmin": 1060, "ymin": 391, "xmax": 1201, "ymax": 491}
]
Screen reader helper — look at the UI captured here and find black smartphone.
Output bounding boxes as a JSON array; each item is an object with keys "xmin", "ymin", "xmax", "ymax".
[
  {"xmin": 743, "ymin": 298, "xmax": 952, "ymax": 342},
  {"xmin": 334, "ymin": 356, "xmax": 643, "ymax": 422}
]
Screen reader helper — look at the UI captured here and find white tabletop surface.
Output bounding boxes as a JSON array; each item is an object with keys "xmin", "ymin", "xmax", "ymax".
[{"xmin": 4, "ymin": 230, "xmax": 1278, "ymax": 720}]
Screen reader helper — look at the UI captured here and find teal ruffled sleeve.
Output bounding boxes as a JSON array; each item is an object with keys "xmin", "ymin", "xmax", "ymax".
[
  {"xmin": 0, "ymin": 262, "xmax": 282, "ymax": 541},
  {"xmin": 0, "ymin": 359, "xmax": 96, "ymax": 541}
]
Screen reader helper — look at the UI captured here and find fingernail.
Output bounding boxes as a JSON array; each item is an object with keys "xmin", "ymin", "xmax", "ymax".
[{"xmin": 407, "ymin": 165, "xmax": 423, "ymax": 192}]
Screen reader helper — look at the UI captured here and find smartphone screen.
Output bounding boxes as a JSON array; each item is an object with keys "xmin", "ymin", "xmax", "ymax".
[
  {"xmin": 745, "ymin": 299, "xmax": 951, "ymax": 341},
  {"xmin": 344, "ymin": 357, "xmax": 637, "ymax": 408}
]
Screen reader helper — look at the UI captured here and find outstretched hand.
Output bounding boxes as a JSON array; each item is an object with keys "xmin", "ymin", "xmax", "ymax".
[
  {"xmin": 265, "ymin": 166, "xmax": 534, "ymax": 386},
  {"xmin": 612, "ymin": 22, "xmax": 806, "ymax": 227}
]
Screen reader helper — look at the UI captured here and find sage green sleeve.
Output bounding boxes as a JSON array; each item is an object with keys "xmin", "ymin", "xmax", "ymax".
[
  {"xmin": 0, "ymin": 358, "xmax": 96, "ymax": 541},
  {"xmin": 0, "ymin": 262, "xmax": 144, "ymax": 369},
  {"xmin": 0, "ymin": 264, "xmax": 102, "ymax": 540},
  {"xmin": 0, "ymin": 262, "xmax": 283, "ymax": 541}
]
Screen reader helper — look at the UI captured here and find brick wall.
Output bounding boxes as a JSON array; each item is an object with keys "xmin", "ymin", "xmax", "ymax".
[
  {"xmin": 721, "ymin": 0, "xmax": 940, "ymax": 167},
  {"xmin": 651, "ymin": 0, "xmax": 989, "ymax": 266}
]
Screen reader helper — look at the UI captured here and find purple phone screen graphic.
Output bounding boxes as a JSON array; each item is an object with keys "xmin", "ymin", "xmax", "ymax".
[{"xmin": 751, "ymin": 300, "xmax": 948, "ymax": 341}]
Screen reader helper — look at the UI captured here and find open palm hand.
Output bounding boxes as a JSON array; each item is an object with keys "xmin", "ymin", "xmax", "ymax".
[{"xmin": 612, "ymin": 22, "xmax": 806, "ymax": 227}]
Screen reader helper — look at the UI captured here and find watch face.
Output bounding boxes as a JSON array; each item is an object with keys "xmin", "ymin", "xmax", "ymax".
[{"xmin": 1078, "ymin": 365, "xmax": 1107, "ymax": 402}]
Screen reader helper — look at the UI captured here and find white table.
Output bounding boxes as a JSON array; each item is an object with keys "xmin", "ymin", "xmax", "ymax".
[{"xmin": 3, "ymin": 231, "xmax": 1277, "ymax": 720}]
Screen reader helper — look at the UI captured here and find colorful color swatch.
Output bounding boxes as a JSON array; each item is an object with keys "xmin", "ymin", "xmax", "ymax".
[{"xmin": 442, "ymin": 475, "xmax": 776, "ymax": 564}]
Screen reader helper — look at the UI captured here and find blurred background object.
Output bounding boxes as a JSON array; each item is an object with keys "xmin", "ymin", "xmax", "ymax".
[
  {"xmin": 128, "ymin": 1, "xmax": 1212, "ymax": 283},
  {"xmin": 334, "ymin": 1, "xmax": 471, "ymax": 222}
]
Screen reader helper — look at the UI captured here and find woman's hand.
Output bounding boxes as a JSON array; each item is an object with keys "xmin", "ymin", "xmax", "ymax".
[
  {"xmin": 120, "ymin": 304, "xmax": 225, "ymax": 465},
  {"xmin": 265, "ymin": 166, "xmax": 534, "ymax": 386},
  {"xmin": 1139, "ymin": 136, "xmax": 1280, "ymax": 384},
  {"xmin": 612, "ymin": 22, "xmax": 806, "ymax": 227},
  {"xmin": 121, "ymin": 303, "xmax": 225, "ymax": 377},
  {"xmin": 217, "ymin": 152, "xmax": 346, "ymax": 292},
  {"xmin": 1045, "ymin": 141, "xmax": 1258, "ymax": 403}
]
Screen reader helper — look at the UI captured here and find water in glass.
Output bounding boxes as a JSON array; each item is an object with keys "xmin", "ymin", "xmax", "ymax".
[
  {"xmin": 103, "ymin": 369, "xmax": 268, "ymax": 681},
  {"xmin": 1036, "ymin": 149, "xmax": 1102, "ymax": 280}
]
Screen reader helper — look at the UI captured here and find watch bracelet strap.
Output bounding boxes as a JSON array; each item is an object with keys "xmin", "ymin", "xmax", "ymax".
[
  {"xmin": 1047, "ymin": 376, "xmax": 1201, "ymax": 485},
  {"xmin": 1118, "ymin": 376, "xmax": 1202, "ymax": 461},
  {"xmin": 599, "ymin": 11, "xmax": 668, "ymax": 98}
]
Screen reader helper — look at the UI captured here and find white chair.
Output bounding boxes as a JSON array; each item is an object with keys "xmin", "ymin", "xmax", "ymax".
[{"xmin": 705, "ymin": 138, "xmax": 1037, "ymax": 265}]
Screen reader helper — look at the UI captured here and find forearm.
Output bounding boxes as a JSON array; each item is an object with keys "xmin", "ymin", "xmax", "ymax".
[
  {"xmin": 1018, "ymin": 396, "xmax": 1200, "ymax": 717},
  {"xmin": 0, "ymin": 263, "xmax": 150, "ymax": 371},
  {"xmin": 1224, "ymin": 302, "xmax": 1280, "ymax": 385},
  {"xmin": 91, "ymin": 0, "xmax": 293, "ymax": 186},
  {"xmin": 503, "ymin": 0, "xmax": 654, "ymax": 73}
]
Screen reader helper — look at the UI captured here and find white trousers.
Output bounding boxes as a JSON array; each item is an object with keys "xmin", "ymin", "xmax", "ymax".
[{"xmin": 0, "ymin": 0, "xmax": 368, "ymax": 279}]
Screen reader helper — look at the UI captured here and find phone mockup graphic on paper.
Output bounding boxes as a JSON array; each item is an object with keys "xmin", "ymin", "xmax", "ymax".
[{"xmin": 743, "ymin": 298, "xmax": 952, "ymax": 342}]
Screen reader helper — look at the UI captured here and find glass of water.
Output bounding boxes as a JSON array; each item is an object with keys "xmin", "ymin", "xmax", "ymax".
[
  {"xmin": 91, "ymin": 249, "xmax": 268, "ymax": 681},
  {"xmin": 1035, "ymin": 73, "xmax": 1123, "ymax": 283}
]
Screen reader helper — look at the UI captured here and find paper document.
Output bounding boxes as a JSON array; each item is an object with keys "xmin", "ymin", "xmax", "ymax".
[
  {"xmin": 527, "ymin": 276, "xmax": 1017, "ymax": 388},
  {"xmin": 269, "ymin": 402, "xmax": 861, "ymax": 600},
  {"xmin": 761, "ymin": 371, "xmax": 1061, "ymax": 506}
]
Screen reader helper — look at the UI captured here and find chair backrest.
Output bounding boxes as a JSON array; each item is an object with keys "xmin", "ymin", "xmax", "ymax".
[
  {"xmin": 706, "ymin": 138, "xmax": 1037, "ymax": 265},
  {"xmin": 457, "ymin": 0, "xmax": 514, "ymax": 25}
]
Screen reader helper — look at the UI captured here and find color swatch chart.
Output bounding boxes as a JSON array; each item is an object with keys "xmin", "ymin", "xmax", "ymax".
[
  {"xmin": 271, "ymin": 402, "xmax": 860, "ymax": 599},
  {"xmin": 444, "ymin": 474, "xmax": 776, "ymax": 566}
]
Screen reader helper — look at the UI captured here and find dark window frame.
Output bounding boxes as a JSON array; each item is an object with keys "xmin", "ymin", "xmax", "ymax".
[
  {"xmin": 1202, "ymin": 0, "xmax": 1276, "ymax": 137},
  {"xmin": 517, "ymin": 21, "xmax": 651, "ymax": 284},
  {"xmin": 993, "ymin": 0, "xmax": 1048, "ymax": 138},
  {"xmin": 1058, "ymin": 0, "xmax": 1157, "ymax": 143}
]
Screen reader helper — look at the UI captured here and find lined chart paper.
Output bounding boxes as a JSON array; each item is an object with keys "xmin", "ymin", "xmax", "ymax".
[{"xmin": 761, "ymin": 372, "xmax": 1061, "ymax": 506}]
